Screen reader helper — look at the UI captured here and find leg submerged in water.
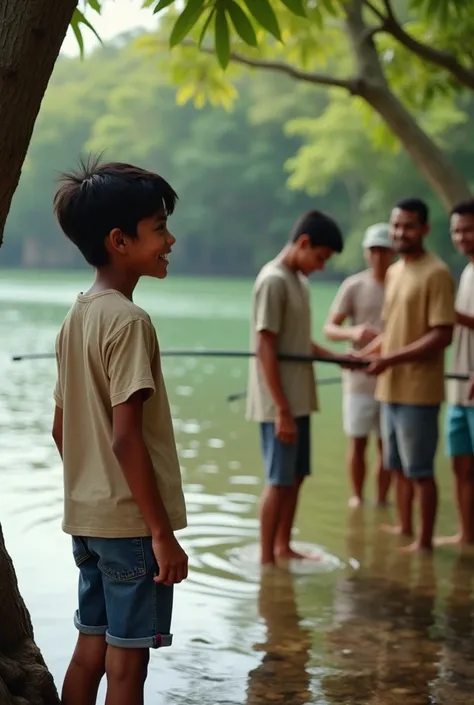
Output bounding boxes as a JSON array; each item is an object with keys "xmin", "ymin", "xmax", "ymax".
[
  {"xmin": 347, "ymin": 437, "xmax": 368, "ymax": 508},
  {"xmin": 381, "ymin": 470, "xmax": 414, "ymax": 537},
  {"xmin": 274, "ymin": 478, "xmax": 320, "ymax": 560},
  {"xmin": 436, "ymin": 455, "xmax": 474, "ymax": 546},
  {"xmin": 375, "ymin": 436, "xmax": 391, "ymax": 506}
]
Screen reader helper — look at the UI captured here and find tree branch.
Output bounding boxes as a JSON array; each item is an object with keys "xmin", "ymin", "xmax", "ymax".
[
  {"xmin": 182, "ymin": 41, "xmax": 359, "ymax": 93},
  {"xmin": 368, "ymin": 1, "xmax": 474, "ymax": 91}
]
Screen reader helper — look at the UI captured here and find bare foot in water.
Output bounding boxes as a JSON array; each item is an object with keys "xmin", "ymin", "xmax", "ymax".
[
  {"xmin": 399, "ymin": 541, "xmax": 432, "ymax": 554},
  {"xmin": 348, "ymin": 496, "xmax": 364, "ymax": 508},
  {"xmin": 276, "ymin": 548, "xmax": 322, "ymax": 561},
  {"xmin": 434, "ymin": 533, "xmax": 474, "ymax": 547},
  {"xmin": 380, "ymin": 524, "xmax": 410, "ymax": 536}
]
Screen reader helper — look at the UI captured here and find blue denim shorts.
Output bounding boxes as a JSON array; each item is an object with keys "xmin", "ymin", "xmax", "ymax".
[
  {"xmin": 259, "ymin": 415, "xmax": 311, "ymax": 487},
  {"xmin": 381, "ymin": 403, "xmax": 440, "ymax": 479},
  {"xmin": 72, "ymin": 536, "xmax": 173, "ymax": 649},
  {"xmin": 445, "ymin": 404, "xmax": 474, "ymax": 457}
]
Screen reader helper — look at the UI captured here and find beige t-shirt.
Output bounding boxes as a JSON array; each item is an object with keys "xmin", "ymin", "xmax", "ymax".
[
  {"xmin": 448, "ymin": 263, "xmax": 474, "ymax": 406},
  {"xmin": 327, "ymin": 269, "xmax": 384, "ymax": 396},
  {"xmin": 246, "ymin": 259, "xmax": 318, "ymax": 423},
  {"xmin": 376, "ymin": 252, "xmax": 455, "ymax": 405},
  {"xmin": 54, "ymin": 290, "xmax": 187, "ymax": 538}
]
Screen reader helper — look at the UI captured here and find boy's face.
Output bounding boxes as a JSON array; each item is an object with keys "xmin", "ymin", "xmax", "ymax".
[
  {"xmin": 364, "ymin": 246, "xmax": 395, "ymax": 271},
  {"xmin": 296, "ymin": 237, "xmax": 334, "ymax": 275},
  {"xmin": 110, "ymin": 210, "xmax": 176, "ymax": 279},
  {"xmin": 450, "ymin": 213, "xmax": 474, "ymax": 257}
]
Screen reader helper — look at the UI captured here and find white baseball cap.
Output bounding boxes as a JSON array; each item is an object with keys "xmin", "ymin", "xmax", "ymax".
[{"xmin": 362, "ymin": 223, "xmax": 393, "ymax": 250}]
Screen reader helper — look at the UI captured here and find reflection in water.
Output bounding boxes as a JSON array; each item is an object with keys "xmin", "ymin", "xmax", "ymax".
[{"xmin": 247, "ymin": 569, "xmax": 312, "ymax": 705}]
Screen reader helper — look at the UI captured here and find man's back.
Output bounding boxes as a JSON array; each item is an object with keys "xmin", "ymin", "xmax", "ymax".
[
  {"xmin": 55, "ymin": 290, "xmax": 187, "ymax": 537},
  {"xmin": 246, "ymin": 258, "xmax": 317, "ymax": 423},
  {"xmin": 376, "ymin": 252, "xmax": 455, "ymax": 405}
]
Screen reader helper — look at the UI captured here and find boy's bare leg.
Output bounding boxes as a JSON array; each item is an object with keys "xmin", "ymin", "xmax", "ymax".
[
  {"xmin": 436, "ymin": 455, "xmax": 474, "ymax": 545},
  {"xmin": 259, "ymin": 485, "xmax": 284, "ymax": 565},
  {"xmin": 61, "ymin": 633, "xmax": 107, "ymax": 705},
  {"xmin": 347, "ymin": 437, "xmax": 367, "ymax": 507},
  {"xmin": 401, "ymin": 477, "xmax": 438, "ymax": 552},
  {"xmin": 104, "ymin": 646, "xmax": 149, "ymax": 705},
  {"xmin": 381, "ymin": 470, "xmax": 414, "ymax": 536},
  {"xmin": 274, "ymin": 478, "xmax": 318, "ymax": 560},
  {"xmin": 375, "ymin": 437, "xmax": 391, "ymax": 506}
]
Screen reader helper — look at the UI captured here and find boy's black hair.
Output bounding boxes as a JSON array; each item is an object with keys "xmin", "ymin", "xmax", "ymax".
[
  {"xmin": 53, "ymin": 155, "xmax": 178, "ymax": 267},
  {"xmin": 395, "ymin": 198, "xmax": 429, "ymax": 225},
  {"xmin": 451, "ymin": 198, "xmax": 474, "ymax": 217},
  {"xmin": 289, "ymin": 209, "xmax": 343, "ymax": 253}
]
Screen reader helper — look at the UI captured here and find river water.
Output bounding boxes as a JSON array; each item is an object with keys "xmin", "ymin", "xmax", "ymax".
[{"xmin": 0, "ymin": 269, "xmax": 473, "ymax": 704}]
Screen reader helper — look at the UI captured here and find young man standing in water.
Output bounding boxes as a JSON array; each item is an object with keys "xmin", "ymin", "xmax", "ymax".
[
  {"xmin": 52, "ymin": 158, "xmax": 188, "ymax": 705},
  {"xmin": 246, "ymin": 210, "xmax": 344, "ymax": 566},
  {"xmin": 324, "ymin": 223, "xmax": 395, "ymax": 508},
  {"xmin": 357, "ymin": 198, "xmax": 455, "ymax": 552},
  {"xmin": 439, "ymin": 199, "xmax": 474, "ymax": 546}
]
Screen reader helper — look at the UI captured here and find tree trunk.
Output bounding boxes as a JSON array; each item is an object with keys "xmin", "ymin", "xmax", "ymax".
[
  {"xmin": 0, "ymin": 0, "xmax": 78, "ymax": 246},
  {"xmin": 0, "ymin": 3, "xmax": 77, "ymax": 698},
  {"xmin": 345, "ymin": 0, "xmax": 471, "ymax": 210},
  {"xmin": 0, "ymin": 524, "xmax": 60, "ymax": 704}
]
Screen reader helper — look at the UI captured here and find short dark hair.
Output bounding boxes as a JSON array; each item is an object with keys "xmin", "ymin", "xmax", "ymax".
[
  {"xmin": 53, "ymin": 155, "xmax": 178, "ymax": 267},
  {"xmin": 290, "ymin": 209, "xmax": 343, "ymax": 253},
  {"xmin": 395, "ymin": 198, "xmax": 429, "ymax": 225},
  {"xmin": 451, "ymin": 198, "xmax": 474, "ymax": 217}
]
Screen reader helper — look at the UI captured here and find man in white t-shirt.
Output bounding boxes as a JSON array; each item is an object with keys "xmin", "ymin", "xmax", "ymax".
[{"xmin": 324, "ymin": 223, "xmax": 395, "ymax": 507}]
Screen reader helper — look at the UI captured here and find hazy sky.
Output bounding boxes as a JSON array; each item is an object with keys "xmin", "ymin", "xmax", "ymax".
[{"xmin": 61, "ymin": 0, "xmax": 158, "ymax": 55}]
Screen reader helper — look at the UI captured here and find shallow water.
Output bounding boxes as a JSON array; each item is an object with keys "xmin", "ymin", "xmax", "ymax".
[{"xmin": 0, "ymin": 270, "xmax": 473, "ymax": 704}]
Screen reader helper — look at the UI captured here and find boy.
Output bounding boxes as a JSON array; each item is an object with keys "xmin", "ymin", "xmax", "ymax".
[
  {"xmin": 357, "ymin": 198, "xmax": 455, "ymax": 552},
  {"xmin": 246, "ymin": 210, "xmax": 344, "ymax": 566},
  {"xmin": 324, "ymin": 223, "xmax": 395, "ymax": 508},
  {"xmin": 441, "ymin": 199, "xmax": 474, "ymax": 546},
  {"xmin": 52, "ymin": 158, "xmax": 188, "ymax": 705}
]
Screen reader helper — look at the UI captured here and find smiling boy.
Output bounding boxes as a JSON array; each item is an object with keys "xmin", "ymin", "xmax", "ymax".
[{"xmin": 52, "ymin": 159, "xmax": 188, "ymax": 705}]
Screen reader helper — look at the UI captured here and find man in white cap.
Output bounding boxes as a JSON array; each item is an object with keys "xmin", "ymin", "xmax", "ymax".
[{"xmin": 324, "ymin": 223, "xmax": 395, "ymax": 507}]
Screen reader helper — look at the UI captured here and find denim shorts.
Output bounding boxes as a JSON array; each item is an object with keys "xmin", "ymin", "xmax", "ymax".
[
  {"xmin": 381, "ymin": 403, "xmax": 440, "ymax": 480},
  {"xmin": 259, "ymin": 415, "xmax": 311, "ymax": 487},
  {"xmin": 72, "ymin": 536, "xmax": 173, "ymax": 649},
  {"xmin": 445, "ymin": 404, "xmax": 474, "ymax": 457}
]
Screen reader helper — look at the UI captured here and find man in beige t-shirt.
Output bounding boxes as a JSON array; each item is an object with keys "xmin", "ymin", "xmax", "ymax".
[
  {"xmin": 324, "ymin": 223, "xmax": 395, "ymax": 508},
  {"xmin": 246, "ymin": 209, "xmax": 344, "ymax": 566},
  {"xmin": 357, "ymin": 198, "xmax": 455, "ymax": 553},
  {"xmin": 51, "ymin": 161, "xmax": 188, "ymax": 705},
  {"xmin": 442, "ymin": 199, "xmax": 474, "ymax": 546}
]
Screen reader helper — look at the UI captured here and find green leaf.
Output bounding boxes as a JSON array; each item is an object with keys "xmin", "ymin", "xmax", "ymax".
[
  {"xmin": 150, "ymin": 0, "xmax": 175, "ymax": 13},
  {"xmin": 227, "ymin": 0, "xmax": 257, "ymax": 47},
  {"xmin": 198, "ymin": 8, "xmax": 215, "ymax": 48},
  {"xmin": 70, "ymin": 8, "xmax": 102, "ymax": 57},
  {"xmin": 215, "ymin": 4, "xmax": 230, "ymax": 69},
  {"xmin": 278, "ymin": 0, "xmax": 306, "ymax": 17},
  {"xmin": 87, "ymin": 0, "xmax": 102, "ymax": 13},
  {"xmin": 242, "ymin": 0, "xmax": 282, "ymax": 41},
  {"xmin": 169, "ymin": 0, "xmax": 205, "ymax": 46}
]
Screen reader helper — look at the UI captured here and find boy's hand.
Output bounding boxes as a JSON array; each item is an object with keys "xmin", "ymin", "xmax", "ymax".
[
  {"xmin": 152, "ymin": 534, "xmax": 188, "ymax": 586},
  {"xmin": 351, "ymin": 323, "xmax": 379, "ymax": 347},
  {"xmin": 276, "ymin": 407, "xmax": 297, "ymax": 444}
]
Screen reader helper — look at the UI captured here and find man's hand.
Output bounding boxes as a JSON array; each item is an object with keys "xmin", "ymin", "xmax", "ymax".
[
  {"xmin": 366, "ymin": 356, "xmax": 391, "ymax": 376},
  {"xmin": 152, "ymin": 533, "xmax": 189, "ymax": 586},
  {"xmin": 276, "ymin": 407, "xmax": 297, "ymax": 444},
  {"xmin": 351, "ymin": 323, "xmax": 380, "ymax": 347}
]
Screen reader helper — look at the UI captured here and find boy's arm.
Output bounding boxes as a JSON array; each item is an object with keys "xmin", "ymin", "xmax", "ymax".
[
  {"xmin": 254, "ymin": 276, "xmax": 296, "ymax": 444},
  {"xmin": 456, "ymin": 310, "xmax": 474, "ymax": 330},
  {"xmin": 52, "ymin": 405, "xmax": 63, "ymax": 459},
  {"xmin": 107, "ymin": 319, "xmax": 188, "ymax": 586},
  {"xmin": 112, "ymin": 392, "xmax": 188, "ymax": 586}
]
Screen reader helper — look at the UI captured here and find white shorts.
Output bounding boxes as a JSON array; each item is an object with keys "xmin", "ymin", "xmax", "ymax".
[{"xmin": 343, "ymin": 393, "xmax": 381, "ymax": 439}]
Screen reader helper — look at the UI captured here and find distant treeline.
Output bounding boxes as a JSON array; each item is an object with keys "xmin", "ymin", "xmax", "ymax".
[{"xmin": 2, "ymin": 31, "xmax": 473, "ymax": 277}]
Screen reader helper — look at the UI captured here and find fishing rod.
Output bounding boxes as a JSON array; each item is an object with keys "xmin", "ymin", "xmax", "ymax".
[
  {"xmin": 227, "ymin": 376, "xmax": 342, "ymax": 403},
  {"xmin": 10, "ymin": 349, "xmax": 471, "ymax": 381},
  {"xmin": 12, "ymin": 350, "xmax": 369, "ymax": 366}
]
